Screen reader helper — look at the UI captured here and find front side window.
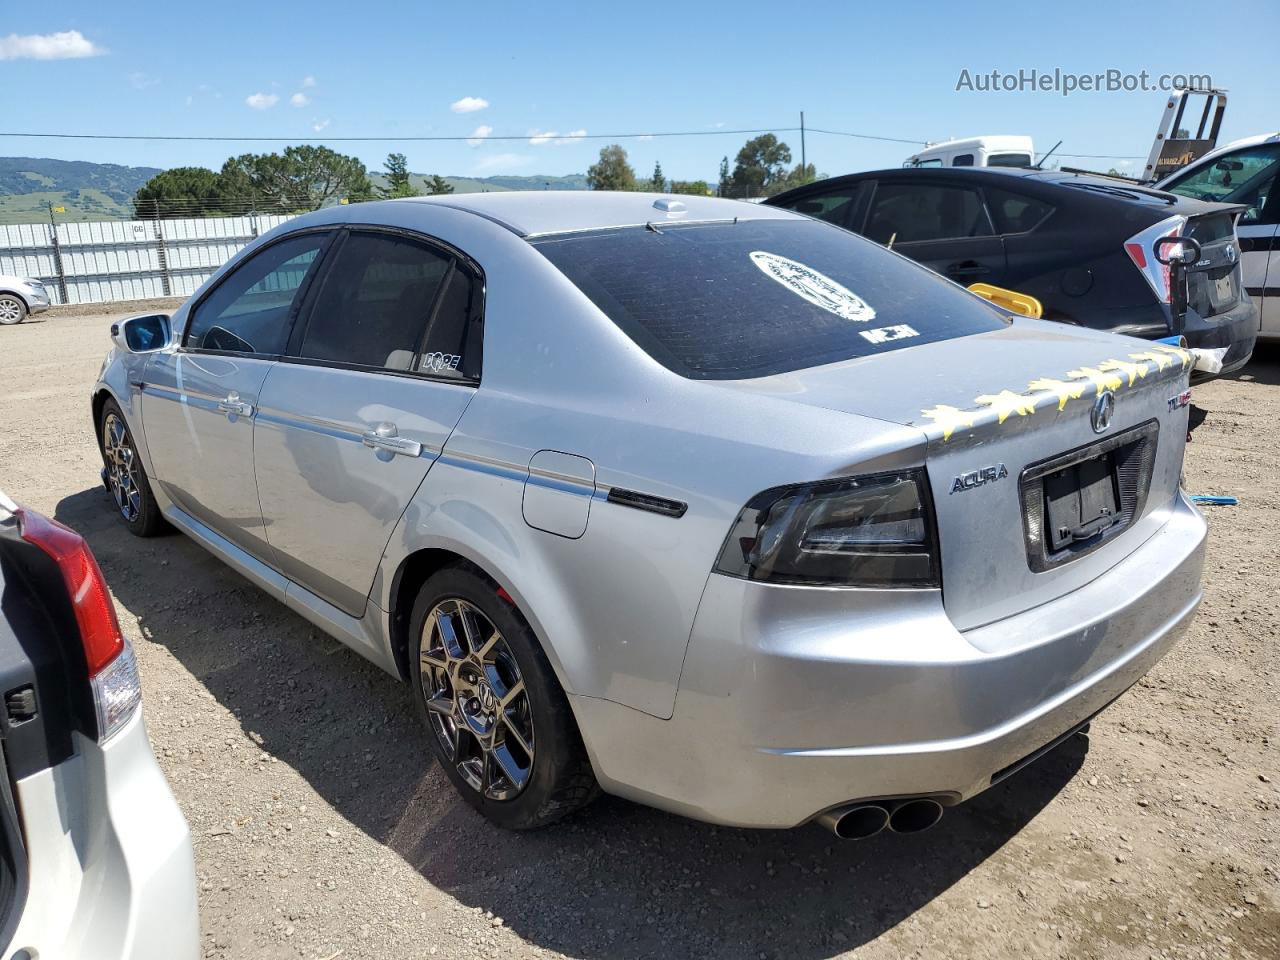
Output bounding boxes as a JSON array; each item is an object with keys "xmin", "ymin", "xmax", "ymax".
[
  {"xmin": 778, "ymin": 185, "xmax": 865, "ymax": 228},
  {"xmin": 185, "ymin": 232, "xmax": 328, "ymax": 354},
  {"xmin": 864, "ymin": 182, "xmax": 993, "ymax": 244},
  {"xmin": 532, "ymin": 219, "xmax": 1006, "ymax": 380},
  {"xmin": 1163, "ymin": 144, "xmax": 1280, "ymax": 225},
  {"xmin": 298, "ymin": 231, "xmax": 477, "ymax": 378}
]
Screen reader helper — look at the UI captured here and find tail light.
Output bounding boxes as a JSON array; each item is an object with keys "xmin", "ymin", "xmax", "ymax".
[
  {"xmin": 1126, "ymin": 215, "xmax": 1188, "ymax": 304},
  {"xmin": 15, "ymin": 507, "xmax": 141, "ymax": 741},
  {"xmin": 713, "ymin": 469, "xmax": 939, "ymax": 588}
]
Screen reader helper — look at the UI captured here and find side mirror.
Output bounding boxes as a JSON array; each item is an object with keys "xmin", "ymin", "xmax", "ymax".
[{"xmin": 110, "ymin": 313, "xmax": 172, "ymax": 354}]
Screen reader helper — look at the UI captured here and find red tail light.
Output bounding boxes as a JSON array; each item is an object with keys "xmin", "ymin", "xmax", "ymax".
[{"xmin": 16, "ymin": 508, "xmax": 124, "ymax": 674}]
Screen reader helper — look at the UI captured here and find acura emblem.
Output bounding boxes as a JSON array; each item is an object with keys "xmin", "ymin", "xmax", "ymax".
[
  {"xmin": 1225, "ymin": 243, "xmax": 1237, "ymax": 263},
  {"xmin": 1091, "ymin": 390, "xmax": 1115, "ymax": 434}
]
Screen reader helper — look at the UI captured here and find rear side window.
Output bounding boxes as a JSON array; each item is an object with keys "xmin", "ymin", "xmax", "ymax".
[
  {"xmin": 298, "ymin": 231, "xmax": 468, "ymax": 375},
  {"xmin": 532, "ymin": 219, "xmax": 1006, "ymax": 380},
  {"xmin": 864, "ymin": 182, "xmax": 992, "ymax": 244},
  {"xmin": 984, "ymin": 187, "xmax": 1054, "ymax": 234},
  {"xmin": 186, "ymin": 232, "xmax": 327, "ymax": 354},
  {"xmin": 952, "ymin": 154, "xmax": 975, "ymax": 167},
  {"xmin": 988, "ymin": 153, "xmax": 1032, "ymax": 168}
]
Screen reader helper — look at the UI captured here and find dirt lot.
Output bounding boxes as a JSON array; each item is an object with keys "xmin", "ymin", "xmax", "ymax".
[{"xmin": 2, "ymin": 308, "xmax": 1277, "ymax": 960}]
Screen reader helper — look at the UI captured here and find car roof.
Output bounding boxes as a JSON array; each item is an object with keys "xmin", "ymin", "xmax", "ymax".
[{"xmin": 397, "ymin": 191, "xmax": 801, "ymax": 238}]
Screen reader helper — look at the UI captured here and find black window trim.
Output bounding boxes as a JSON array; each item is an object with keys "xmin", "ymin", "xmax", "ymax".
[
  {"xmin": 978, "ymin": 184, "xmax": 1057, "ymax": 237},
  {"xmin": 281, "ymin": 222, "xmax": 486, "ymax": 387},
  {"xmin": 178, "ymin": 225, "xmax": 338, "ymax": 360}
]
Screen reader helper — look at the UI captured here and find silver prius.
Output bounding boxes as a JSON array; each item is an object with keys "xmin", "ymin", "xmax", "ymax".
[{"xmin": 92, "ymin": 193, "xmax": 1207, "ymax": 838}]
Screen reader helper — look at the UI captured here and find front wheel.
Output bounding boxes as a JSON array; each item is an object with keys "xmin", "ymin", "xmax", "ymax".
[
  {"xmin": 99, "ymin": 400, "xmax": 168, "ymax": 537},
  {"xmin": 410, "ymin": 566, "xmax": 597, "ymax": 829},
  {"xmin": 0, "ymin": 294, "xmax": 26, "ymax": 325}
]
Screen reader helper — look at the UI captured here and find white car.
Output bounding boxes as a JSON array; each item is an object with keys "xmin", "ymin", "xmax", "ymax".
[
  {"xmin": 1158, "ymin": 132, "xmax": 1280, "ymax": 341},
  {"xmin": 0, "ymin": 491, "xmax": 199, "ymax": 958},
  {"xmin": 0, "ymin": 276, "xmax": 52, "ymax": 325}
]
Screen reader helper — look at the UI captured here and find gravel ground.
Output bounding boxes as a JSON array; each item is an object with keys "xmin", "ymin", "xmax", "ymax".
[{"xmin": 2, "ymin": 308, "xmax": 1277, "ymax": 960}]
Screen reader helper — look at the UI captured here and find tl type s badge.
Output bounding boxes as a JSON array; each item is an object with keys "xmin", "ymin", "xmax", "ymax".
[
  {"xmin": 950, "ymin": 463, "xmax": 1009, "ymax": 494},
  {"xmin": 1167, "ymin": 389, "xmax": 1193, "ymax": 411}
]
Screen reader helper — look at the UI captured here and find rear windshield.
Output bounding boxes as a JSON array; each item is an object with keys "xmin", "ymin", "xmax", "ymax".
[{"xmin": 531, "ymin": 219, "xmax": 1007, "ymax": 379}]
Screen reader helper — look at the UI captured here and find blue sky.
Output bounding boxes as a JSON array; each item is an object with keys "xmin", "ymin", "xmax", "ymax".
[{"xmin": 2, "ymin": 0, "xmax": 1275, "ymax": 181}]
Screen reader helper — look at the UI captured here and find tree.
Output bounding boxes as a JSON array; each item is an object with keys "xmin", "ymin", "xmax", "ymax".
[
  {"xmin": 379, "ymin": 152, "xmax": 419, "ymax": 198},
  {"xmin": 767, "ymin": 162, "xmax": 819, "ymax": 197},
  {"xmin": 219, "ymin": 145, "xmax": 374, "ymax": 212},
  {"xmin": 586, "ymin": 144, "xmax": 637, "ymax": 191},
  {"xmin": 670, "ymin": 180, "xmax": 712, "ymax": 196},
  {"xmin": 133, "ymin": 167, "xmax": 225, "ymax": 217},
  {"xmin": 649, "ymin": 161, "xmax": 666, "ymax": 192},
  {"xmin": 717, "ymin": 156, "xmax": 730, "ymax": 197},
  {"xmin": 728, "ymin": 134, "xmax": 792, "ymax": 198},
  {"xmin": 426, "ymin": 174, "xmax": 453, "ymax": 195}
]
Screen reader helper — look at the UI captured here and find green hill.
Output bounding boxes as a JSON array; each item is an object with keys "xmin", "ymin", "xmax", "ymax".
[
  {"xmin": 0, "ymin": 157, "xmax": 162, "ymax": 221},
  {"xmin": 370, "ymin": 172, "xmax": 589, "ymax": 194}
]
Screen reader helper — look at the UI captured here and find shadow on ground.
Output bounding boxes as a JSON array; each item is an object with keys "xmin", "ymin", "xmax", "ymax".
[
  {"xmin": 1224, "ymin": 341, "xmax": 1280, "ymax": 387},
  {"xmin": 58, "ymin": 484, "xmax": 1085, "ymax": 960}
]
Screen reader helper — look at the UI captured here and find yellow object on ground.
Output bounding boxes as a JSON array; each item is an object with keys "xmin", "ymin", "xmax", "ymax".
[{"xmin": 967, "ymin": 282, "xmax": 1043, "ymax": 319}]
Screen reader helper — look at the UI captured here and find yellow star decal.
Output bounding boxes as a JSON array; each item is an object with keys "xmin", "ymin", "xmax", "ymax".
[
  {"xmin": 1153, "ymin": 344, "xmax": 1193, "ymax": 369},
  {"xmin": 1066, "ymin": 366, "xmax": 1123, "ymax": 395},
  {"xmin": 921, "ymin": 404, "xmax": 976, "ymax": 441},
  {"xmin": 1129, "ymin": 350, "xmax": 1174, "ymax": 372},
  {"xmin": 1098, "ymin": 358, "xmax": 1149, "ymax": 387},
  {"xmin": 1027, "ymin": 376, "xmax": 1086, "ymax": 411},
  {"xmin": 974, "ymin": 389, "xmax": 1038, "ymax": 424}
]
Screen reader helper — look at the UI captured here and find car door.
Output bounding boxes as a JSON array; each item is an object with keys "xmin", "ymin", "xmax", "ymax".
[
  {"xmin": 1162, "ymin": 142, "xmax": 1280, "ymax": 338},
  {"xmin": 856, "ymin": 177, "xmax": 1007, "ymax": 286},
  {"xmin": 252, "ymin": 228, "xmax": 481, "ymax": 616},
  {"xmin": 140, "ymin": 230, "xmax": 332, "ymax": 563}
]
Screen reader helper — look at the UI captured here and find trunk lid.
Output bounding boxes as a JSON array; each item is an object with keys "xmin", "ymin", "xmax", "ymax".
[{"xmin": 720, "ymin": 319, "xmax": 1193, "ymax": 631}]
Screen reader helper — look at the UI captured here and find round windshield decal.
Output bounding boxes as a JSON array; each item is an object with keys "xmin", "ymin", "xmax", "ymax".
[{"xmin": 749, "ymin": 251, "xmax": 876, "ymax": 322}]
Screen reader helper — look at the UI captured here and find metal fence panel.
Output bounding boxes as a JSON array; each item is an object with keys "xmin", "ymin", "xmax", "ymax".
[{"xmin": 0, "ymin": 213, "xmax": 296, "ymax": 305}]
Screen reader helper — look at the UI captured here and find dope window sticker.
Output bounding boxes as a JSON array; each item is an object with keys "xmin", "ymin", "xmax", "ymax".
[
  {"xmin": 860, "ymin": 324, "xmax": 919, "ymax": 345},
  {"xmin": 749, "ymin": 251, "xmax": 877, "ymax": 323}
]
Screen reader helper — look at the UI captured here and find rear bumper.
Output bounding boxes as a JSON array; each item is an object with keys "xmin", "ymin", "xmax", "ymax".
[
  {"xmin": 1182, "ymin": 297, "xmax": 1257, "ymax": 381},
  {"xmin": 573, "ymin": 491, "xmax": 1206, "ymax": 828},
  {"xmin": 2, "ymin": 711, "xmax": 199, "ymax": 960}
]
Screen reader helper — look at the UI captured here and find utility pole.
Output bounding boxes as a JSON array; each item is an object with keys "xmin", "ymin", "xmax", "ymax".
[{"xmin": 800, "ymin": 111, "xmax": 806, "ymax": 174}]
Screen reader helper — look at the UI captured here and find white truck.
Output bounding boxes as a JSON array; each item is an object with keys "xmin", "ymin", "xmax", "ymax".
[{"xmin": 902, "ymin": 135, "xmax": 1035, "ymax": 169}]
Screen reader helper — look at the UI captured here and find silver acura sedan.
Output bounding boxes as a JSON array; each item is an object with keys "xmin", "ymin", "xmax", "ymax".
[{"xmin": 92, "ymin": 192, "xmax": 1206, "ymax": 838}]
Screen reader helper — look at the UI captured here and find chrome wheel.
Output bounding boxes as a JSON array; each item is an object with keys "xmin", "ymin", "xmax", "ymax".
[
  {"xmin": 0, "ymin": 296, "xmax": 23, "ymax": 324},
  {"xmin": 102, "ymin": 413, "xmax": 142, "ymax": 522},
  {"xmin": 419, "ymin": 597, "xmax": 535, "ymax": 800}
]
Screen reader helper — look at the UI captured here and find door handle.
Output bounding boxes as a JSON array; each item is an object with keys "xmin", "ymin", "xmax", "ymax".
[
  {"xmin": 361, "ymin": 423, "xmax": 422, "ymax": 458},
  {"xmin": 216, "ymin": 393, "xmax": 254, "ymax": 418},
  {"xmin": 947, "ymin": 260, "xmax": 990, "ymax": 277}
]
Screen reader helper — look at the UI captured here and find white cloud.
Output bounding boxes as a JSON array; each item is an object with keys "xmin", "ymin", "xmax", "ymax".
[
  {"xmin": 473, "ymin": 153, "xmax": 534, "ymax": 174},
  {"xmin": 530, "ymin": 129, "xmax": 587, "ymax": 146},
  {"xmin": 290, "ymin": 92, "xmax": 310, "ymax": 107},
  {"xmin": 245, "ymin": 92, "xmax": 279, "ymax": 110},
  {"xmin": 0, "ymin": 29, "xmax": 104, "ymax": 61},
  {"xmin": 467, "ymin": 124, "xmax": 493, "ymax": 147},
  {"xmin": 451, "ymin": 96, "xmax": 489, "ymax": 114},
  {"xmin": 0, "ymin": 29, "xmax": 105, "ymax": 61},
  {"xmin": 129, "ymin": 71, "xmax": 158, "ymax": 89},
  {"xmin": 636, "ymin": 134, "xmax": 655, "ymax": 141},
  {"xmin": 301, "ymin": 75, "xmax": 317, "ymax": 88},
  {"xmin": 311, "ymin": 118, "xmax": 330, "ymax": 132}
]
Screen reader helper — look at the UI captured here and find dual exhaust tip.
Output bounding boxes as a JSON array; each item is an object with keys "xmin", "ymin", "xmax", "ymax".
[{"xmin": 816, "ymin": 798, "xmax": 944, "ymax": 840}]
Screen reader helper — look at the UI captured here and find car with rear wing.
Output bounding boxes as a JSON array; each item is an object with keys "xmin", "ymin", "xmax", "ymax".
[
  {"xmin": 766, "ymin": 167, "xmax": 1256, "ymax": 380},
  {"xmin": 0, "ymin": 492, "xmax": 198, "ymax": 959},
  {"xmin": 92, "ymin": 192, "xmax": 1206, "ymax": 839}
]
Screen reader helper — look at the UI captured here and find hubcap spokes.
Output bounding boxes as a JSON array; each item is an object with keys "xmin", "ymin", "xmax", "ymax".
[
  {"xmin": 0, "ymin": 300, "xmax": 18, "ymax": 322},
  {"xmin": 419, "ymin": 597, "xmax": 534, "ymax": 801},
  {"xmin": 103, "ymin": 414, "xmax": 141, "ymax": 522}
]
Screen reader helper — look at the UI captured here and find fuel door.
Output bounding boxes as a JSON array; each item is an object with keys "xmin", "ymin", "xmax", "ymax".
[{"xmin": 522, "ymin": 451, "xmax": 596, "ymax": 539}]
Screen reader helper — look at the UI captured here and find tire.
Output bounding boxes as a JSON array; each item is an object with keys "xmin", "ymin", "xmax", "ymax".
[
  {"xmin": 410, "ymin": 566, "xmax": 597, "ymax": 829},
  {"xmin": 0, "ymin": 294, "xmax": 26, "ymax": 325},
  {"xmin": 99, "ymin": 399, "xmax": 168, "ymax": 537}
]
